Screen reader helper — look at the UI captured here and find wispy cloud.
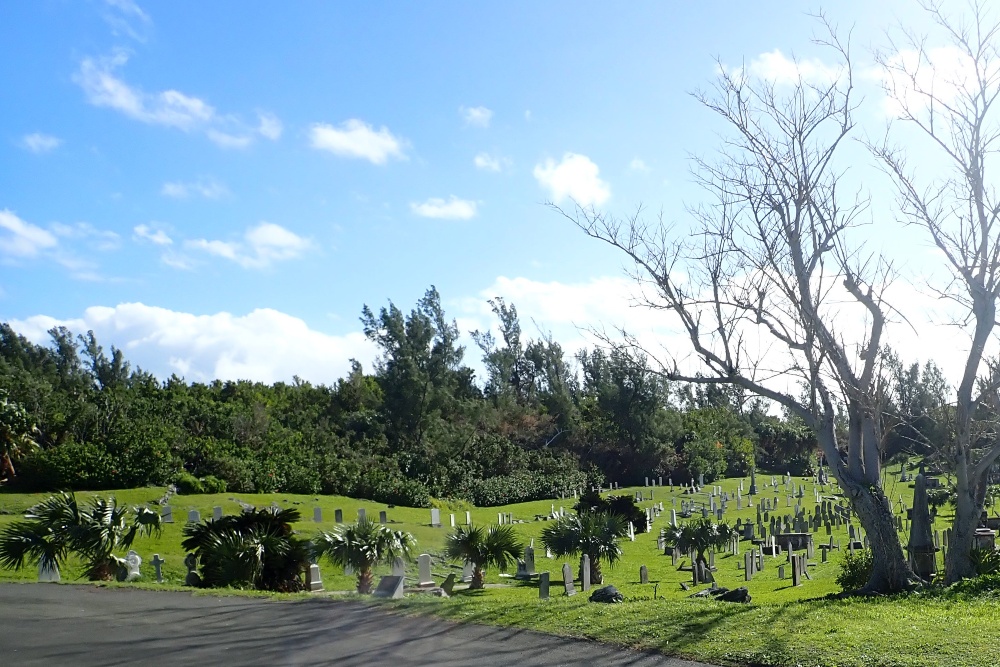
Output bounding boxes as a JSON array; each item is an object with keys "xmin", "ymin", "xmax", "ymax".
[
  {"xmin": 0, "ymin": 210, "xmax": 58, "ymax": 258},
  {"xmin": 21, "ymin": 133, "xmax": 62, "ymax": 154},
  {"xmin": 474, "ymin": 152, "xmax": 510, "ymax": 172},
  {"xmin": 309, "ymin": 119, "xmax": 407, "ymax": 165},
  {"xmin": 460, "ymin": 105, "xmax": 493, "ymax": 128},
  {"xmin": 256, "ymin": 112, "xmax": 283, "ymax": 140},
  {"xmin": 186, "ymin": 222, "xmax": 311, "ymax": 269},
  {"xmin": 102, "ymin": 0, "xmax": 152, "ymax": 42},
  {"xmin": 0, "ymin": 210, "xmax": 118, "ymax": 280},
  {"xmin": 410, "ymin": 196, "xmax": 478, "ymax": 220},
  {"xmin": 534, "ymin": 153, "xmax": 611, "ymax": 206},
  {"xmin": 161, "ymin": 179, "xmax": 228, "ymax": 199},
  {"xmin": 74, "ymin": 50, "xmax": 281, "ymax": 148},
  {"xmin": 133, "ymin": 223, "xmax": 173, "ymax": 246},
  {"xmin": 628, "ymin": 157, "xmax": 650, "ymax": 173}
]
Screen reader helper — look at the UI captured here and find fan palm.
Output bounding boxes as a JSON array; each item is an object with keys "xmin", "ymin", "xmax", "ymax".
[
  {"xmin": 313, "ymin": 516, "xmax": 416, "ymax": 594},
  {"xmin": 660, "ymin": 517, "xmax": 730, "ymax": 567},
  {"xmin": 181, "ymin": 507, "xmax": 311, "ymax": 591},
  {"xmin": 0, "ymin": 492, "xmax": 160, "ymax": 581},
  {"xmin": 540, "ymin": 511, "xmax": 627, "ymax": 585},
  {"xmin": 444, "ymin": 523, "xmax": 522, "ymax": 589}
]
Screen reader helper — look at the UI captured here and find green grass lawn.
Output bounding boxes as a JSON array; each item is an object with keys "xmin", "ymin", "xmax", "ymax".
[{"xmin": 1, "ymin": 468, "xmax": 993, "ymax": 667}]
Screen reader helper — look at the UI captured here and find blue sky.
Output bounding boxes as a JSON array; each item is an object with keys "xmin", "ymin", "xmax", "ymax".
[{"xmin": 0, "ymin": 0, "xmax": 973, "ymax": 385}]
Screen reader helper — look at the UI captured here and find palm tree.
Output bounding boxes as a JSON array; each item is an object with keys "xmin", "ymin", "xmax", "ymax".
[
  {"xmin": 181, "ymin": 507, "xmax": 311, "ymax": 591},
  {"xmin": 313, "ymin": 516, "xmax": 416, "ymax": 594},
  {"xmin": 444, "ymin": 523, "xmax": 522, "ymax": 590},
  {"xmin": 540, "ymin": 512, "xmax": 627, "ymax": 585},
  {"xmin": 660, "ymin": 517, "xmax": 731, "ymax": 568},
  {"xmin": 0, "ymin": 393, "xmax": 39, "ymax": 482},
  {"xmin": 0, "ymin": 492, "xmax": 160, "ymax": 581}
]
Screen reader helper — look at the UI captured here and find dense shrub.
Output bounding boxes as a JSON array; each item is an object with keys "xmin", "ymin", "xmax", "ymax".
[
  {"xmin": 174, "ymin": 471, "xmax": 205, "ymax": 494},
  {"xmin": 174, "ymin": 472, "xmax": 228, "ymax": 495},
  {"xmin": 836, "ymin": 548, "xmax": 873, "ymax": 591},
  {"xmin": 574, "ymin": 490, "xmax": 650, "ymax": 533},
  {"xmin": 17, "ymin": 442, "xmax": 115, "ymax": 491},
  {"xmin": 181, "ymin": 507, "xmax": 310, "ymax": 592}
]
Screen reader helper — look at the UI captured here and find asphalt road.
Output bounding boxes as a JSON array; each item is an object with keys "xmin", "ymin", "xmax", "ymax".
[{"xmin": 0, "ymin": 584, "xmax": 716, "ymax": 667}]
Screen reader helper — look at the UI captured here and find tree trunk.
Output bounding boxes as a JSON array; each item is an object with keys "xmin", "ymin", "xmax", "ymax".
[
  {"xmin": 356, "ymin": 567, "xmax": 374, "ymax": 594},
  {"xmin": 848, "ymin": 482, "xmax": 915, "ymax": 592},
  {"xmin": 946, "ymin": 476, "xmax": 986, "ymax": 582},
  {"xmin": 0, "ymin": 453, "xmax": 14, "ymax": 481},
  {"xmin": 590, "ymin": 554, "xmax": 603, "ymax": 585},
  {"xmin": 471, "ymin": 565, "xmax": 485, "ymax": 590}
]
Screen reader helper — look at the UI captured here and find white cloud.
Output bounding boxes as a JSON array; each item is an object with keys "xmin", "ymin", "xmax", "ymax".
[
  {"xmin": 75, "ymin": 51, "xmax": 214, "ymax": 130},
  {"xmin": 161, "ymin": 179, "xmax": 228, "ymax": 199},
  {"xmin": 309, "ymin": 119, "xmax": 407, "ymax": 165},
  {"xmin": 133, "ymin": 224, "xmax": 172, "ymax": 245},
  {"xmin": 50, "ymin": 222, "xmax": 121, "ymax": 251},
  {"xmin": 7, "ymin": 303, "xmax": 376, "ymax": 385},
  {"xmin": 102, "ymin": 0, "xmax": 152, "ymax": 42},
  {"xmin": 747, "ymin": 49, "xmax": 843, "ymax": 86},
  {"xmin": 410, "ymin": 196, "xmax": 478, "ymax": 220},
  {"xmin": 206, "ymin": 129, "xmax": 253, "ymax": 149},
  {"xmin": 474, "ymin": 152, "xmax": 509, "ymax": 172},
  {"xmin": 533, "ymin": 153, "xmax": 611, "ymax": 206},
  {"xmin": 876, "ymin": 45, "xmax": 992, "ymax": 118},
  {"xmin": 460, "ymin": 105, "xmax": 493, "ymax": 128},
  {"xmin": 74, "ymin": 51, "xmax": 275, "ymax": 147},
  {"xmin": 256, "ymin": 112, "xmax": 283, "ymax": 140},
  {"xmin": 21, "ymin": 133, "xmax": 62, "ymax": 154},
  {"xmin": 0, "ymin": 210, "xmax": 58, "ymax": 258},
  {"xmin": 186, "ymin": 222, "xmax": 311, "ymax": 269},
  {"xmin": 628, "ymin": 157, "xmax": 649, "ymax": 173}
]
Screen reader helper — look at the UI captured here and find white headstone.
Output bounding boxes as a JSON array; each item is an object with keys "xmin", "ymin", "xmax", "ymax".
[
  {"xmin": 313, "ymin": 507, "xmax": 323, "ymax": 523},
  {"xmin": 418, "ymin": 553, "xmax": 434, "ymax": 586},
  {"xmin": 124, "ymin": 550, "xmax": 142, "ymax": 582},
  {"xmin": 465, "ymin": 511, "xmax": 471, "ymax": 525},
  {"xmin": 357, "ymin": 508, "xmax": 366, "ymax": 522},
  {"xmin": 430, "ymin": 508, "xmax": 441, "ymax": 527},
  {"xmin": 38, "ymin": 561, "xmax": 60, "ymax": 583},
  {"xmin": 187, "ymin": 510, "xmax": 200, "ymax": 524},
  {"xmin": 161, "ymin": 505, "xmax": 173, "ymax": 523},
  {"xmin": 461, "ymin": 562, "xmax": 474, "ymax": 583},
  {"xmin": 213, "ymin": 506, "xmax": 223, "ymax": 521},
  {"xmin": 450, "ymin": 513, "xmax": 455, "ymax": 528},
  {"xmin": 392, "ymin": 557, "xmax": 406, "ymax": 577}
]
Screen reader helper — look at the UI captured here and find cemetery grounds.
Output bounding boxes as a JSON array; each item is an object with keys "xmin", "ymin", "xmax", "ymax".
[{"xmin": 1, "ymin": 468, "xmax": 998, "ymax": 667}]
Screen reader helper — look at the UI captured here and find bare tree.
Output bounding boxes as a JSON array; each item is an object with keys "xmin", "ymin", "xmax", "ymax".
[
  {"xmin": 558, "ymin": 25, "xmax": 918, "ymax": 592},
  {"xmin": 871, "ymin": 0, "xmax": 1000, "ymax": 582}
]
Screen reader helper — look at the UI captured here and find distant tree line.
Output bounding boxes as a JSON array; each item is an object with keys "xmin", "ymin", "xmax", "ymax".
[{"xmin": 1, "ymin": 286, "xmax": 946, "ymax": 507}]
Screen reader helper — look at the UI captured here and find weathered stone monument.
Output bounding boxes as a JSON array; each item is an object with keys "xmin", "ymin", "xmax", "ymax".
[
  {"xmin": 151, "ymin": 554, "xmax": 165, "ymax": 583},
  {"xmin": 907, "ymin": 467, "xmax": 937, "ymax": 580},
  {"xmin": 539, "ymin": 571, "xmax": 550, "ymax": 599},
  {"xmin": 334, "ymin": 509, "xmax": 343, "ymax": 523},
  {"xmin": 562, "ymin": 563, "xmax": 576, "ymax": 596},
  {"xmin": 313, "ymin": 507, "xmax": 322, "ymax": 523},
  {"xmin": 373, "ymin": 575, "xmax": 405, "ymax": 599}
]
